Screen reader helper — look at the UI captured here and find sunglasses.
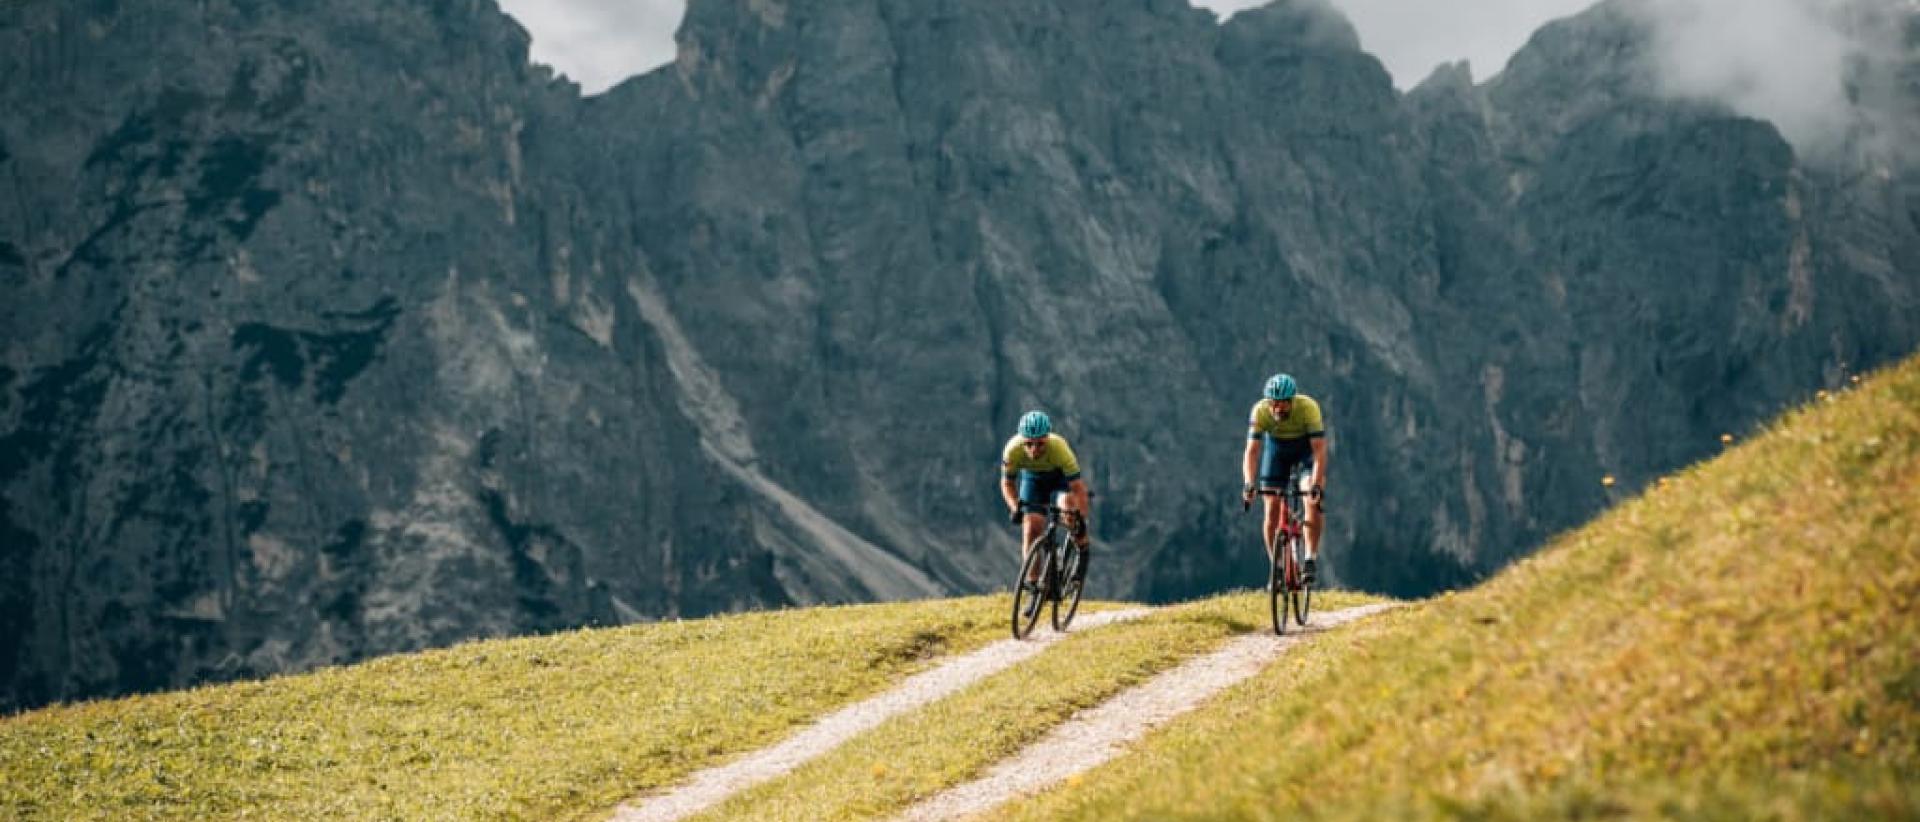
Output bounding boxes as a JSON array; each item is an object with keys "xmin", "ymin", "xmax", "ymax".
[{"xmin": 1021, "ymin": 439, "xmax": 1047, "ymax": 449}]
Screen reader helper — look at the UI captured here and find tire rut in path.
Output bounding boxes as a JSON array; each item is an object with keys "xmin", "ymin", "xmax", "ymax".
[
  {"xmin": 610, "ymin": 607, "xmax": 1154, "ymax": 822},
  {"xmin": 892, "ymin": 603, "xmax": 1398, "ymax": 822}
]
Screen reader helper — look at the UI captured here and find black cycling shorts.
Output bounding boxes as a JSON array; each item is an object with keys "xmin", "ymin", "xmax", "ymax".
[{"xmin": 1256, "ymin": 436, "xmax": 1315, "ymax": 490}]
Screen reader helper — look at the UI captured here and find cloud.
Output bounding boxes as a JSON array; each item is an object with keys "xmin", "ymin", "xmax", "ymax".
[
  {"xmin": 1624, "ymin": 0, "xmax": 1897, "ymax": 155},
  {"xmin": 1199, "ymin": 0, "xmax": 1918, "ymax": 159},
  {"xmin": 495, "ymin": 0, "xmax": 683, "ymax": 94}
]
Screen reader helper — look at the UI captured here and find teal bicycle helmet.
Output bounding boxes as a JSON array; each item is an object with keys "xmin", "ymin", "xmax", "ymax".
[
  {"xmin": 1263, "ymin": 373, "xmax": 1297, "ymax": 401},
  {"xmin": 1018, "ymin": 410, "xmax": 1052, "ymax": 439}
]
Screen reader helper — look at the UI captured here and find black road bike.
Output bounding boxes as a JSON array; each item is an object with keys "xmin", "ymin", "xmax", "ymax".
[
  {"xmin": 1244, "ymin": 468, "xmax": 1318, "ymax": 635},
  {"xmin": 1009, "ymin": 503, "xmax": 1090, "ymax": 639}
]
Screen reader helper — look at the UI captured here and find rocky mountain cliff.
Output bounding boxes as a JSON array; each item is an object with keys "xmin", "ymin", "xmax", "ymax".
[{"xmin": 3, "ymin": 0, "xmax": 1915, "ymax": 711}]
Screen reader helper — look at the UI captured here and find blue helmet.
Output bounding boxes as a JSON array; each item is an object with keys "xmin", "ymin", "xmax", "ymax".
[
  {"xmin": 1263, "ymin": 373, "xmax": 1298, "ymax": 401},
  {"xmin": 1018, "ymin": 410, "xmax": 1052, "ymax": 439}
]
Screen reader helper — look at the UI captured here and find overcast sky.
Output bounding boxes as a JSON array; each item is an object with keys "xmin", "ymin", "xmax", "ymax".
[{"xmin": 496, "ymin": 0, "xmax": 1596, "ymax": 95}]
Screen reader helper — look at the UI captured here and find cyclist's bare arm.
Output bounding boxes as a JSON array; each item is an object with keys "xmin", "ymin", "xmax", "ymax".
[
  {"xmin": 1241, "ymin": 435, "xmax": 1261, "ymax": 496},
  {"xmin": 1309, "ymin": 437, "xmax": 1328, "ymax": 492},
  {"xmin": 1000, "ymin": 476, "xmax": 1019, "ymax": 515}
]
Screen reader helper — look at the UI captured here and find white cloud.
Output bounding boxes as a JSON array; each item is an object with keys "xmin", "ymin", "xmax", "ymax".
[
  {"xmin": 495, "ymin": 0, "xmax": 683, "ymax": 95},
  {"xmin": 1198, "ymin": 0, "xmax": 1918, "ymax": 158},
  {"xmin": 1625, "ymin": 0, "xmax": 1911, "ymax": 156}
]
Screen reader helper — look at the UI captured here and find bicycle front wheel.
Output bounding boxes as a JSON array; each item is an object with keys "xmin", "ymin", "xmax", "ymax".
[
  {"xmin": 1268, "ymin": 545, "xmax": 1287, "ymax": 636},
  {"xmin": 1011, "ymin": 535, "xmax": 1052, "ymax": 639},
  {"xmin": 1052, "ymin": 541, "xmax": 1088, "ymax": 632},
  {"xmin": 1291, "ymin": 536, "xmax": 1313, "ymax": 626}
]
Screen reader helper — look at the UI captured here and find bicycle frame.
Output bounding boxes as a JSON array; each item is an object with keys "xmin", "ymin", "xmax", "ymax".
[
  {"xmin": 1259, "ymin": 487, "xmax": 1307, "ymax": 588},
  {"xmin": 1011, "ymin": 503, "xmax": 1085, "ymax": 638},
  {"xmin": 1030, "ymin": 504, "xmax": 1079, "ymax": 592}
]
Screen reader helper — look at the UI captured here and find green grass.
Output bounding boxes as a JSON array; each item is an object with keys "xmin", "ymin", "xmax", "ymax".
[
  {"xmin": 694, "ymin": 591, "xmax": 1387, "ymax": 822},
  {"xmin": 996, "ymin": 358, "xmax": 1920, "ymax": 820},
  {"xmin": 0, "ymin": 597, "xmax": 1017, "ymax": 821}
]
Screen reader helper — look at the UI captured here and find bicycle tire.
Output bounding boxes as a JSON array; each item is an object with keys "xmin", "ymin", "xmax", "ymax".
[
  {"xmin": 1267, "ymin": 542, "xmax": 1287, "ymax": 636},
  {"xmin": 1011, "ymin": 533, "xmax": 1052, "ymax": 639},
  {"xmin": 1282, "ymin": 482, "xmax": 1308, "ymax": 626},
  {"xmin": 1290, "ymin": 533, "xmax": 1312, "ymax": 626},
  {"xmin": 1052, "ymin": 539, "xmax": 1088, "ymax": 632}
]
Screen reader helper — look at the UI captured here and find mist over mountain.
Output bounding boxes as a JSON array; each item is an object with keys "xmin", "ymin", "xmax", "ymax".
[{"xmin": 3, "ymin": 0, "xmax": 1915, "ymax": 711}]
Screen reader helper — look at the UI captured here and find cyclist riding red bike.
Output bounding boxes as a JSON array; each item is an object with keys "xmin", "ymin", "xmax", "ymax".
[{"xmin": 1240, "ymin": 374, "xmax": 1328, "ymax": 582}]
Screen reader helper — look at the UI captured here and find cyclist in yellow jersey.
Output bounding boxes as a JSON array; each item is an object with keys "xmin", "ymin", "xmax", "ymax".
[
  {"xmin": 1240, "ymin": 374, "xmax": 1329, "ymax": 582},
  {"xmin": 1000, "ymin": 411, "xmax": 1092, "ymax": 585}
]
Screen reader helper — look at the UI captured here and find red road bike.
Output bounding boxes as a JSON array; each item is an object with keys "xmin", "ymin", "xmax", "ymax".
[{"xmin": 1245, "ymin": 468, "xmax": 1316, "ymax": 635}]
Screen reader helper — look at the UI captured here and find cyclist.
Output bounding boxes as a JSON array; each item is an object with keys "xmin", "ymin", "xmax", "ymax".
[
  {"xmin": 1000, "ymin": 411, "xmax": 1091, "ymax": 588},
  {"xmin": 1240, "ymin": 373, "xmax": 1328, "ymax": 582}
]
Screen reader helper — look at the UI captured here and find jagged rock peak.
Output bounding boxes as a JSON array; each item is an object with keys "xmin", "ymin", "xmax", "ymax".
[
  {"xmin": 1413, "ymin": 59, "xmax": 1476, "ymax": 96},
  {"xmin": 1219, "ymin": 0, "xmax": 1363, "ymax": 52},
  {"xmin": 1494, "ymin": 0, "xmax": 1654, "ymax": 95}
]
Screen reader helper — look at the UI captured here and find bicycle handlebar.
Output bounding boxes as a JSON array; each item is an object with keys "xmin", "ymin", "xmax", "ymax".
[
  {"xmin": 1010, "ymin": 503, "xmax": 1084, "ymax": 525},
  {"xmin": 1241, "ymin": 486, "xmax": 1327, "ymax": 512},
  {"xmin": 1007, "ymin": 490, "xmax": 1093, "ymax": 525}
]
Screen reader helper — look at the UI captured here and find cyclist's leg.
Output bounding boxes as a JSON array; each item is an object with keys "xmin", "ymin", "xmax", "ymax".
[
  {"xmin": 1301, "ymin": 459, "xmax": 1323, "ymax": 559},
  {"xmin": 1256, "ymin": 435, "xmax": 1297, "ymax": 560},
  {"xmin": 1288, "ymin": 460, "xmax": 1321, "ymax": 581},
  {"xmin": 1016, "ymin": 471, "xmax": 1060, "ymax": 582},
  {"xmin": 1061, "ymin": 481, "xmax": 1091, "ymax": 549}
]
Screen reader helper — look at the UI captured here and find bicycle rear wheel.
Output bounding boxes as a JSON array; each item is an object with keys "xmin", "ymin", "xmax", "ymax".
[
  {"xmin": 1011, "ymin": 534, "xmax": 1052, "ymax": 639},
  {"xmin": 1052, "ymin": 540, "xmax": 1088, "ymax": 631}
]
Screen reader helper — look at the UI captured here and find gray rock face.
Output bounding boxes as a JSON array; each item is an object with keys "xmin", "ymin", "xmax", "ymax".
[{"xmin": 2, "ymin": 0, "xmax": 1915, "ymax": 710}]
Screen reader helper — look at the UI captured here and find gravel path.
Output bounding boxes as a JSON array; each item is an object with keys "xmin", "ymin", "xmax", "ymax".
[
  {"xmin": 892, "ymin": 602, "xmax": 1397, "ymax": 822},
  {"xmin": 610, "ymin": 607, "xmax": 1154, "ymax": 822}
]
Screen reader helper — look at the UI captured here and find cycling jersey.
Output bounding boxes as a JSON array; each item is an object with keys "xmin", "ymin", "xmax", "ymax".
[
  {"xmin": 1247, "ymin": 395, "xmax": 1325, "ymax": 441},
  {"xmin": 1001, "ymin": 433, "xmax": 1082, "ymax": 480}
]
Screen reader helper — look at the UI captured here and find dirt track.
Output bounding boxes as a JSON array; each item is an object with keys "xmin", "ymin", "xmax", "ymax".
[
  {"xmin": 610, "ymin": 607, "xmax": 1153, "ymax": 822},
  {"xmin": 893, "ymin": 603, "xmax": 1395, "ymax": 821},
  {"xmin": 613, "ymin": 602, "xmax": 1394, "ymax": 821}
]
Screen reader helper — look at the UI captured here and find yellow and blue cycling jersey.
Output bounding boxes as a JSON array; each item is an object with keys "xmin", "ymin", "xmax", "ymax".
[
  {"xmin": 1003, "ymin": 433, "xmax": 1082, "ymax": 512},
  {"xmin": 1250, "ymin": 395, "xmax": 1324, "ymax": 488},
  {"xmin": 1247, "ymin": 395, "xmax": 1325, "ymax": 441},
  {"xmin": 1001, "ymin": 433, "xmax": 1082, "ymax": 479}
]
